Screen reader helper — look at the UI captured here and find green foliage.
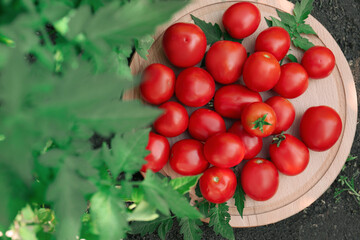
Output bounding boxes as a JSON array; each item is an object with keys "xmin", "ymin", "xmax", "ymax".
[
  {"xmin": 287, "ymin": 53, "xmax": 298, "ymax": 63},
  {"xmin": 209, "ymin": 203, "xmax": 234, "ymax": 240},
  {"xmin": 169, "ymin": 175, "xmax": 201, "ymax": 195},
  {"xmin": 179, "ymin": 217, "xmax": 203, "ymax": 240},
  {"xmin": 234, "ymin": 184, "xmax": 246, "ymax": 218}
]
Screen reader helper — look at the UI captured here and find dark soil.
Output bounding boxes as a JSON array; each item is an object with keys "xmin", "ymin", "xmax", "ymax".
[{"xmin": 128, "ymin": 0, "xmax": 360, "ymax": 239}]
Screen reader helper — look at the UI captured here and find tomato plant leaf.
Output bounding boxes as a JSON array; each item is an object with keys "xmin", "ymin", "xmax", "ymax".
[
  {"xmin": 296, "ymin": 23, "xmax": 316, "ymax": 35},
  {"xmin": 127, "ymin": 201, "xmax": 159, "ymax": 222},
  {"xmin": 234, "ymin": 184, "xmax": 246, "ymax": 218},
  {"xmin": 130, "ymin": 215, "xmax": 172, "ymax": 236},
  {"xmin": 191, "ymin": 14, "xmax": 222, "ymax": 45},
  {"xmin": 287, "ymin": 54, "xmax": 298, "ymax": 63},
  {"xmin": 134, "ymin": 34, "xmax": 154, "ymax": 60},
  {"xmin": 195, "ymin": 182, "xmax": 203, "ymax": 198},
  {"xmin": 169, "ymin": 175, "xmax": 201, "ymax": 195},
  {"xmin": 223, "ymin": 31, "xmax": 243, "ymax": 44},
  {"xmin": 209, "ymin": 203, "xmax": 234, "ymax": 240},
  {"xmin": 293, "ymin": 0, "xmax": 314, "ymax": 23},
  {"xmin": 90, "ymin": 188, "xmax": 130, "ymax": 240},
  {"xmin": 264, "ymin": 17, "xmax": 273, "ymax": 27},
  {"xmin": 276, "ymin": 9, "xmax": 297, "ymax": 27},
  {"xmin": 196, "ymin": 200, "xmax": 213, "ymax": 218},
  {"xmin": 157, "ymin": 218, "xmax": 173, "ymax": 240},
  {"xmin": 269, "ymin": 17, "xmax": 291, "ymax": 33},
  {"xmin": 179, "ymin": 217, "xmax": 203, "ymax": 240},
  {"xmin": 141, "ymin": 171, "xmax": 203, "ymax": 219},
  {"xmin": 292, "ymin": 35, "xmax": 314, "ymax": 51}
]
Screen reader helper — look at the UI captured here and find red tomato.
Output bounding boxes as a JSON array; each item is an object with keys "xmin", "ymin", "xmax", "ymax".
[
  {"xmin": 243, "ymin": 52, "xmax": 281, "ymax": 92},
  {"xmin": 214, "ymin": 84, "xmax": 262, "ymax": 119},
  {"xmin": 222, "ymin": 2, "xmax": 261, "ymax": 39},
  {"xmin": 175, "ymin": 67, "xmax": 215, "ymax": 107},
  {"xmin": 301, "ymin": 46, "xmax": 336, "ymax": 79},
  {"xmin": 269, "ymin": 134, "xmax": 309, "ymax": 176},
  {"xmin": 140, "ymin": 64, "xmax": 175, "ymax": 105},
  {"xmin": 228, "ymin": 121, "xmax": 263, "ymax": 159},
  {"xmin": 205, "ymin": 40, "xmax": 247, "ymax": 84},
  {"xmin": 273, "ymin": 62, "xmax": 309, "ymax": 99},
  {"xmin": 188, "ymin": 108, "xmax": 226, "ymax": 141},
  {"xmin": 153, "ymin": 101, "xmax": 188, "ymax": 137},
  {"xmin": 199, "ymin": 167, "xmax": 237, "ymax": 204},
  {"xmin": 204, "ymin": 133, "xmax": 245, "ymax": 168},
  {"xmin": 241, "ymin": 158, "xmax": 279, "ymax": 201},
  {"xmin": 241, "ymin": 102, "xmax": 277, "ymax": 137},
  {"xmin": 163, "ymin": 23, "xmax": 207, "ymax": 68},
  {"xmin": 255, "ymin": 27, "xmax": 291, "ymax": 61},
  {"xmin": 265, "ymin": 96, "xmax": 295, "ymax": 134},
  {"xmin": 141, "ymin": 132, "xmax": 170, "ymax": 172},
  {"xmin": 169, "ymin": 139, "xmax": 209, "ymax": 176},
  {"xmin": 300, "ymin": 106, "xmax": 342, "ymax": 151}
]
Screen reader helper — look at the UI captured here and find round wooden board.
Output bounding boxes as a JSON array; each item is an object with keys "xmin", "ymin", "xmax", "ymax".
[{"xmin": 127, "ymin": 0, "xmax": 358, "ymax": 227}]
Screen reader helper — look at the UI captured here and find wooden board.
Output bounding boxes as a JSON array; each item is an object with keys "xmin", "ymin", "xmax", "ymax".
[{"xmin": 126, "ymin": 0, "xmax": 358, "ymax": 227}]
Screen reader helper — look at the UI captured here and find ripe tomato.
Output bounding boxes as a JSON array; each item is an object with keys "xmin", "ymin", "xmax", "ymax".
[
  {"xmin": 255, "ymin": 26, "xmax": 291, "ymax": 61},
  {"xmin": 269, "ymin": 134, "xmax": 309, "ymax": 176},
  {"xmin": 175, "ymin": 67, "xmax": 215, "ymax": 107},
  {"xmin": 241, "ymin": 102, "xmax": 277, "ymax": 137},
  {"xmin": 141, "ymin": 132, "xmax": 170, "ymax": 173},
  {"xmin": 205, "ymin": 40, "xmax": 247, "ymax": 84},
  {"xmin": 228, "ymin": 121, "xmax": 263, "ymax": 160},
  {"xmin": 169, "ymin": 139, "xmax": 209, "ymax": 176},
  {"xmin": 214, "ymin": 84, "xmax": 262, "ymax": 119},
  {"xmin": 199, "ymin": 167, "xmax": 237, "ymax": 204},
  {"xmin": 188, "ymin": 108, "xmax": 226, "ymax": 142},
  {"xmin": 300, "ymin": 106, "xmax": 342, "ymax": 151},
  {"xmin": 243, "ymin": 52, "xmax": 281, "ymax": 92},
  {"xmin": 301, "ymin": 46, "xmax": 336, "ymax": 79},
  {"xmin": 241, "ymin": 158, "xmax": 279, "ymax": 201},
  {"xmin": 273, "ymin": 62, "xmax": 309, "ymax": 99},
  {"xmin": 222, "ymin": 2, "xmax": 261, "ymax": 39},
  {"xmin": 153, "ymin": 101, "xmax": 188, "ymax": 137},
  {"xmin": 265, "ymin": 96, "xmax": 295, "ymax": 134},
  {"xmin": 204, "ymin": 133, "xmax": 245, "ymax": 168},
  {"xmin": 163, "ymin": 22, "xmax": 207, "ymax": 68},
  {"xmin": 140, "ymin": 63, "xmax": 175, "ymax": 105}
]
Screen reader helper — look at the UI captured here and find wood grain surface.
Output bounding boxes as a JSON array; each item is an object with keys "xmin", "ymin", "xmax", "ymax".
[{"xmin": 126, "ymin": 0, "xmax": 358, "ymax": 227}]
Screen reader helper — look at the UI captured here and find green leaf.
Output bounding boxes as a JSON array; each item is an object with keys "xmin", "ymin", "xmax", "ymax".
[
  {"xmin": 276, "ymin": 9, "xmax": 297, "ymax": 27},
  {"xmin": 292, "ymin": 35, "xmax": 314, "ymax": 51},
  {"xmin": 0, "ymin": 33, "xmax": 15, "ymax": 47},
  {"xmin": 90, "ymin": 188, "xmax": 130, "ymax": 240},
  {"xmin": 195, "ymin": 183, "xmax": 202, "ymax": 198},
  {"xmin": 223, "ymin": 31, "xmax": 243, "ymax": 44},
  {"xmin": 287, "ymin": 54, "xmax": 298, "ymax": 63},
  {"xmin": 296, "ymin": 23, "xmax": 316, "ymax": 35},
  {"xmin": 65, "ymin": 5, "xmax": 92, "ymax": 39},
  {"xmin": 270, "ymin": 17, "xmax": 291, "ymax": 33},
  {"xmin": 141, "ymin": 171, "xmax": 203, "ymax": 219},
  {"xmin": 196, "ymin": 200, "xmax": 213, "ymax": 218},
  {"xmin": 127, "ymin": 201, "xmax": 159, "ymax": 222},
  {"xmin": 169, "ymin": 175, "xmax": 201, "ymax": 195},
  {"xmin": 130, "ymin": 215, "xmax": 172, "ymax": 236},
  {"xmin": 157, "ymin": 218, "xmax": 173, "ymax": 240},
  {"xmin": 46, "ymin": 158, "xmax": 96, "ymax": 240},
  {"xmin": 135, "ymin": 35, "xmax": 154, "ymax": 60},
  {"xmin": 209, "ymin": 203, "xmax": 234, "ymax": 240},
  {"xmin": 293, "ymin": 0, "xmax": 314, "ymax": 23},
  {"xmin": 234, "ymin": 184, "xmax": 246, "ymax": 218},
  {"xmin": 19, "ymin": 225, "xmax": 38, "ymax": 240},
  {"xmin": 264, "ymin": 17, "xmax": 273, "ymax": 27},
  {"xmin": 191, "ymin": 14, "xmax": 222, "ymax": 45},
  {"xmin": 179, "ymin": 217, "xmax": 203, "ymax": 240}
]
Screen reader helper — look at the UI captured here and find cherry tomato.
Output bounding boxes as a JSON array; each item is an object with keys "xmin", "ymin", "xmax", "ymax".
[
  {"xmin": 204, "ymin": 133, "xmax": 245, "ymax": 168},
  {"xmin": 153, "ymin": 101, "xmax": 188, "ymax": 137},
  {"xmin": 265, "ymin": 96, "xmax": 295, "ymax": 134},
  {"xmin": 241, "ymin": 102, "xmax": 277, "ymax": 137},
  {"xmin": 205, "ymin": 40, "xmax": 247, "ymax": 84},
  {"xmin": 140, "ymin": 64, "xmax": 175, "ymax": 105},
  {"xmin": 188, "ymin": 108, "xmax": 226, "ymax": 142},
  {"xmin": 214, "ymin": 84, "xmax": 262, "ymax": 119},
  {"xmin": 222, "ymin": 2, "xmax": 261, "ymax": 39},
  {"xmin": 228, "ymin": 121, "xmax": 263, "ymax": 160},
  {"xmin": 300, "ymin": 106, "xmax": 342, "ymax": 151},
  {"xmin": 163, "ymin": 23, "xmax": 207, "ymax": 68},
  {"xmin": 243, "ymin": 52, "xmax": 281, "ymax": 92},
  {"xmin": 269, "ymin": 134, "xmax": 309, "ymax": 176},
  {"xmin": 175, "ymin": 67, "xmax": 215, "ymax": 107},
  {"xmin": 141, "ymin": 132, "xmax": 170, "ymax": 172},
  {"xmin": 199, "ymin": 167, "xmax": 237, "ymax": 204},
  {"xmin": 169, "ymin": 139, "xmax": 209, "ymax": 176},
  {"xmin": 255, "ymin": 27, "xmax": 291, "ymax": 61},
  {"xmin": 273, "ymin": 62, "xmax": 309, "ymax": 99},
  {"xmin": 241, "ymin": 158, "xmax": 279, "ymax": 201},
  {"xmin": 301, "ymin": 46, "xmax": 336, "ymax": 79}
]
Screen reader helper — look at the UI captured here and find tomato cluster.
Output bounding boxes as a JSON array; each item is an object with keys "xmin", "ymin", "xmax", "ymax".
[{"xmin": 139, "ymin": 2, "xmax": 342, "ymax": 204}]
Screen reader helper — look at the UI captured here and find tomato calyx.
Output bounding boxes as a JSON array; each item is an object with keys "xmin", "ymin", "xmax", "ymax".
[
  {"xmin": 272, "ymin": 132, "xmax": 286, "ymax": 147},
  {"xmin": 251, "ymin": 114, "xmax": 272, "ymax": 133}
]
